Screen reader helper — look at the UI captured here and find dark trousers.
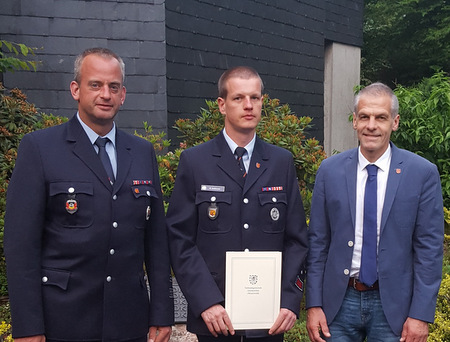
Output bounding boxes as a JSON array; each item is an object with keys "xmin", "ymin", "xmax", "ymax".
[
  {"xmin": 197, "ymin": 334, "xmax": 283, "ymax": 342},
  {"xmin": 47, "ymin": 337, "xmax": 147, "ymax": 342}
]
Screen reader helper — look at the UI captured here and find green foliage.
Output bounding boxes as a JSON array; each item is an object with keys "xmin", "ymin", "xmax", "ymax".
[
  {"xmin": 283, "ymin": 319, "xmax": 309, "ymax": 342},
  {"xmin": 0, "ymin": 40, "xmax": 39, "ymax": 73},
  {"xmin": 0, "ymin": 85, "xmax": 39, "ymax": 180},
  {"xmin": 174, "ymin": 95, "xmax": 326, "ymax": 217},
  {"xmin": 174, "ymin": 99, "xmax": 224, "ymax": 147},
  {"xmin": 0, "ymin": 301, "xmax": 12, "ymax": 341},
  {"xmin": 392, "ymin": 71, "xmax": 450, "ymax": 207},
  {"xmin": 445, "ymin": 207, "xmax": 450, "ymax": 235},
  {"xmin": 0, "ymin": 84, "xmax": 67, "ymax": 297},
  {"xmin": 135, "ymin": 122, "xmax": 182, "ymax": 211},
  {"xmin": 443, "ymin": 234, "xmax": 450, "ymax": 276},
  {"xmin": 428, "ymin": 273, "xmax": 450, "ymax": 341},
  {"xmin": 363, "ymin": 0, "xmax": 450, "ymax": 86}
]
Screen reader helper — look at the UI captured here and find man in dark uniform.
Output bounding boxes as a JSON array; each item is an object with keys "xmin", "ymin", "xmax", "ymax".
[
  {"xmin": 167, "ymin": 66, "xmax": 308, "ymax": 342},
  {"xmin": 4, "ymin": 48, "xmax": 174, "ymax": 342}
]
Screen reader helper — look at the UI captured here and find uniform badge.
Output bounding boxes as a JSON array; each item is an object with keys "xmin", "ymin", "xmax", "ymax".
[
  {"xmin": 208, "ymin": 203, "xmax": 219, "ymax": 220},
  {"xmin": 66, "ymin": 199, "xmax": 78, "ymax": 214},
  {"xmin": 270, "ymin": 207, "xmax": 280, "ymax": 221},
  {"xmin": 146, "ymin": 206, "xmax": 151, "ymax": 220}
]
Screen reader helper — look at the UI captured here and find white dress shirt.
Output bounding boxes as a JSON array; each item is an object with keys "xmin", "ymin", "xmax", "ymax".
[
  {"xmin": 222, "ymin": 128, "xmax": 256, "ymax": 173},
  {"xmin": 77, "ymin": 113, "xmax": 117, "ymax": 178},
  {"xmin": 350, "ymin": 145, "xmax": 392, "ymax": 277}
]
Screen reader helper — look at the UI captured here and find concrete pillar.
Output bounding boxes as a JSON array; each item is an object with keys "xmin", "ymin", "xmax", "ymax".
[{"xmin": 323, "ymin": 42, "xmax": 360, "ymax": 155}]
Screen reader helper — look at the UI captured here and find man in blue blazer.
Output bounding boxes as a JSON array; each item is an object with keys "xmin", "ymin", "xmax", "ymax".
[
  {"xmin": 167, "ymin": 66, "xmax": 308, "ymax": 342},
  {"xmin": 306, "ymin": 83, "xmax": 444, "ymax": 342},
  {"xmin": 4, "ymin": 48, "xmax": 174, "ymax": 342}
]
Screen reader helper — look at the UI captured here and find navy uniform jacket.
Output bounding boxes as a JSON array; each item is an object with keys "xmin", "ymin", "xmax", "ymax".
[
  {"xmin": 306, "ymin": 143, "xmax": 444, "ymax": 335},
  {"xmin": 4, "ymin": 116, "xmax": 174, "ymax": 341},
  {"xmin": 167, "ymin": 132, "xmax": 308, "ymax": 336}
]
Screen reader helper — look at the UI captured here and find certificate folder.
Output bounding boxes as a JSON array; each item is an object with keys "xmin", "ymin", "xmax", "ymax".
[{"xmin": 225, "ymin": 251, "xmax": 281, "ymax": 330}]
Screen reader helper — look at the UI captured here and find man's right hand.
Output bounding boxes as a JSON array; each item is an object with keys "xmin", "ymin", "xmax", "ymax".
[
  {"xmin": 306, "ymin": 307, "xmax": 331, "ymax": 342},
  {"xmin": 201, "ymin": 304, "xmax": 235, "ymax": 337}
]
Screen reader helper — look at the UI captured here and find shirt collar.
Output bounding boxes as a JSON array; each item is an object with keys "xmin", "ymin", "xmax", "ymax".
[
  {"xmin": 358, "ymin": 144, "xmax": 391, "ymax": 173},
  {"xmin": 77, "ymin": 112, "xmax": 116, "ymax": 147},
  {"xmin": 222, "ymin": 128, "xmax": 256, "ymax": 156}
]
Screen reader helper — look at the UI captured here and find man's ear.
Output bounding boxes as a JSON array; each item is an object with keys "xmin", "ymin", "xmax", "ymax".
[
  {"xmin": 392, "ymin": 114, "xmax": 400, "ymax": 132},
  {"xmin": 70, "ymin": 81, "xmax": 80, "ymax": 101},
  {"xmin": 218, "ymin": 97, "xmax": 226, "ymax": 115}
]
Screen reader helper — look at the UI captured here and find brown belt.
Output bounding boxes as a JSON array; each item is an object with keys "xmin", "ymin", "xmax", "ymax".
[{"xmin": 348, "ymin": 277, "xmax": 379, "ymax": 291}]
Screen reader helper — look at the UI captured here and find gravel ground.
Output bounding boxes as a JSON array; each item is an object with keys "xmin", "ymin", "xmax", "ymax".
[{"xmin": 169, "ymin": 324, "xmax": 198, "ymax": 342}]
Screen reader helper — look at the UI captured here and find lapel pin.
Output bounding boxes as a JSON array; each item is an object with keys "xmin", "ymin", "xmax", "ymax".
[
  {"xmin": 395, "ymin": 168, "xmax": 401, "ymax": 174},
  {"xmin": 256, "ymin": 162, "xmax": 261, "ymax": 169}
]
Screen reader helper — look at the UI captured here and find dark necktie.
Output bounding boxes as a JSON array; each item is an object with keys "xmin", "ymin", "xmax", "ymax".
[
  {"xmin": 235, "ymin": 147, "xmax": 247, "ymax": 178},
  {"xmin": 95, "ymin": 137, "xmax": 115, "ymax": 183},
  {"xmin": 359, "ymin": 164, "xmax": 378, "ymax": 286}
]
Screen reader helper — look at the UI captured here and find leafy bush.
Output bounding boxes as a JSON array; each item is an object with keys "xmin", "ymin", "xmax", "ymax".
[
  {"xmin": 445, "ymin": 207, "xmax": 450, "ymax": 235},
  {"xmin": 172, "ymin": 95, "xmax": 326, "ymax": 217},
  {"xmin": 429, "ymin": 273, "xmax": 450, "ymax": 342},
  {"xmin": 283, "ymin": 319, "xmax": 309, "ymax": 342},
  {"xmin": 392, "ymin": 71, "xmax": 450, "ymax": 207},
  {"xmin": 135, "ymin": 122, "xmax": 182, "ymax": 210},
  {"xmin": 0, "ymin": 84, "xmax": 67, "ymax": 297},
  {"xmin": 0, "ymin": 320, "xmax": 12, "ymax": 342},
  {"xmin": 443, "ymin": 235, "xmax": 450, "ymax": 276},
  {"xmin": 0, "ymin": 40, "xmax": 38, "ymax": 73}
]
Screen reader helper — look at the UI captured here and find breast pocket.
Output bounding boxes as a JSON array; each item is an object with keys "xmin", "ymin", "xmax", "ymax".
[
  {"xmin": 48, "ymin": 182, "xmax": 94, "ymax": 228},
  {"xmin": 132, "ymin": 184, "xmax": 158, "ymax": 229},
  {"xmin": 196, "ymin": 191, "xmax": 232, "ymax": 233},
  {"xmin": 258, "ymin": 192, "xmax": 287, "ymax": 233}
]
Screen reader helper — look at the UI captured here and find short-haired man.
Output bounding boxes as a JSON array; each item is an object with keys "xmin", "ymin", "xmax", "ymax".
[
  {"xmin": 167, "ymin": 66, "xmax": 308, "ymax": 342},
  {"xmin": 5, "ymin": 48, "xmax": 174, "ymax": 342},
  {"xmin": 306, "ymin": 82, "xmax": 444, "ymax": 342}
]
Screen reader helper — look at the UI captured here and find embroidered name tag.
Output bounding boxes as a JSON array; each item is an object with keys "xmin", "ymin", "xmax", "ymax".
[{"xmin": 201, "ymin": 185, "xmax": 225, "ymax": 192}]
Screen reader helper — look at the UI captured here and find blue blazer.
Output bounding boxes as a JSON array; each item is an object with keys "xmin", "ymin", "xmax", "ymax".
[
  {"xmin": 4, "ymin": 116, "xmax": 174, "ymax": 340},
  {"xmin": 167, "ymin": 132, "xmax": 308, "ymax": 336},
  {"xmin": 306, "ymin": 143, "xmax": 444, "ymax": 335}
]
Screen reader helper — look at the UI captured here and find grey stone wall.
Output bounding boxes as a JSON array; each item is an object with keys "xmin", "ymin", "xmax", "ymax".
[
  {"xmin": 1, "ymin": 1, "xmax": 364, "ymax": 141},
  {"xmin": 165, "ymin": 0, "xmax": 364, "ymax": 145},
  {"xmin": 0, "ymin": 0, "xmax": 167, "ymax": 134},
  {"xmin": 325, "ymin": 0, "xmax": 364, "ymax": 46}
]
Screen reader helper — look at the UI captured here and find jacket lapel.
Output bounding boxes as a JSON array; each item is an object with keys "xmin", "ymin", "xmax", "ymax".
[
  {"xmin": 243, "ymin": 137, "xmax": 267, "ymax": 195},
  {"xmin": 67, "ymin": 117, "xmax": 113, "ymax": 191},
  {"xmin": 381, "ymin": 143, "xmax": 403, "ymax": 233},
  {"xmin": 215, "ymin": 134, "xmax": 246, "ymax": 188},
  {"xmin": 113, "ymin": 130, "xmax": 132, "ymax": 194},
  {"xmin": 345, "ymin": 149, "xmax": 358, "ymax": 228}
]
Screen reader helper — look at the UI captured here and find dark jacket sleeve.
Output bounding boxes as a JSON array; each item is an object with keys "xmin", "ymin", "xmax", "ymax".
[
  {"xmin": 4, "ymin": 133, "xmax": 46, "ymax": 338},
  {"xmin": 145, "ymin": 143, "xmax": 175, "ymax": 326}
]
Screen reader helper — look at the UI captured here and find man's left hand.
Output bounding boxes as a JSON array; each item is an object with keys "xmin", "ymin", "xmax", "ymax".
[
  {"xmin": 400, "ymin": 317, "xmax": 428, "ymax": 342},
  {"xmin": 148, "ymin": 326, "xmax": 172, "ymax": 342},
  {"xmin": 268, "ymin": 308, "xmax": 297, "ymax": 335}
]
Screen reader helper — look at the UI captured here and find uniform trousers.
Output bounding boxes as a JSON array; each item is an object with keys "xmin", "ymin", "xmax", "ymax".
[
  {"xmin": 197, "ymin": 333, "xmax": 283, "ymax": 342},
  {"xmin": 46, "ymin": 336, "xmax": 147, "ymax": 342}
]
